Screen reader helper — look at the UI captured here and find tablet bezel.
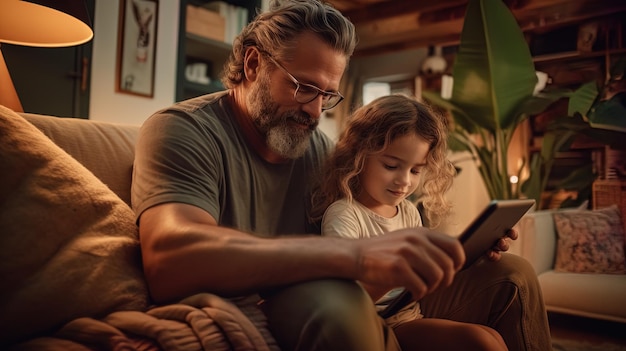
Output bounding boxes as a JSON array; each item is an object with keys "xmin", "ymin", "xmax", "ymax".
[{"xmin": 458, "ymin": 199, "xmax": 535, "ymax": 269}]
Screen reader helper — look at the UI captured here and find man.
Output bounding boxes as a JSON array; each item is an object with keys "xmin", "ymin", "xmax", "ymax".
[{"xmin": 131, "ymin": 1, "xmax": 551, "ymax": 350}]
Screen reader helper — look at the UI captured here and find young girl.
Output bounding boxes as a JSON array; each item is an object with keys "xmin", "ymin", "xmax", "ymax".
[{"xmin": 310, "ymin": 94, "xmax": 508, "ymax": 351}]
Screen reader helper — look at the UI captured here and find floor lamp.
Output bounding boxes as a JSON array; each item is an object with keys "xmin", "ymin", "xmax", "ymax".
[{"xmin": 0, "ymin": 0, "xmax": 93, "ymax": 112}]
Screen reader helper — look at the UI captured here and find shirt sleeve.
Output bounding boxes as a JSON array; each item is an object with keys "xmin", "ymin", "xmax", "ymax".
[
  {"xmin": 132, "ymin": 110, "xmax": 222, "ymax": 221},
  {"xmin": 321, "ymin": 201, "xmax": 362, "ymax": 239}
]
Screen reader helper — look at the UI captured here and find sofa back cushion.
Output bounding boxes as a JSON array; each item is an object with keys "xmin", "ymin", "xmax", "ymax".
[
  {"xmin": 0, "ymin": 106, "xmax": 149, "ymax": 345},
  {"xmin": 20, "ymin": 113, "xmax": 139, "ymax": 206}
]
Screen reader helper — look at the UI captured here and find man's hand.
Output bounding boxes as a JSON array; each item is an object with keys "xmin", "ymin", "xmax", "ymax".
[
  {"xmin": 352, "ymin": 227, "xmax": 465, "ymax": 301},
  {"xmin": 486, "ymin": 228, "xmax": 518, "ymax": 261}
]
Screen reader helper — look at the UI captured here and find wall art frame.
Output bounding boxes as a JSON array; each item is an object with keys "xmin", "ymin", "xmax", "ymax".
[{"xmin": 116, "ymin": 0, "xmax": 158, "ymax": 97}]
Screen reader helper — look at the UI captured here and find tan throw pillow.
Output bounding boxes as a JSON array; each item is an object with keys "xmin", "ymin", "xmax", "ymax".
[
  {"xmin": 553, "ymin": 205, "xmax": 626, "ymax": 274},
  {"xmin": 0, "ymin": 106, "xmax": 149, "ymax": 346}
]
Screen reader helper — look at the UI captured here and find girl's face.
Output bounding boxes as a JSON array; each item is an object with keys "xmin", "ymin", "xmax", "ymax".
[{"xmin": 356, "ymin": 132, "xmax": 430, "ymax": 218}]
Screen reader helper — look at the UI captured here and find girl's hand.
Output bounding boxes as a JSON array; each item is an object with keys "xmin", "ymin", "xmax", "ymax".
[{"xmin": 486, "ymin": 228, "xmax": 518, "ymax": 261}]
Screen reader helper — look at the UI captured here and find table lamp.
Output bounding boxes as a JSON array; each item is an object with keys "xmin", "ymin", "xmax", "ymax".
[{"xmin": 0, "ymin": 0, "xmax": 93, "ymax": 112}]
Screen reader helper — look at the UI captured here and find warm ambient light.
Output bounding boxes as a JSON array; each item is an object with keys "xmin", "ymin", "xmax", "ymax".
[{"xmin": 0, "ymin": 0, "xmax": 93, "ymax": 112}]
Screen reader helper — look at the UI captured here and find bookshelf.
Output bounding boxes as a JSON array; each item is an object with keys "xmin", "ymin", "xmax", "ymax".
[{"xmin": 176, "ymin": 0, "xmax": 261, "ymax": 101}]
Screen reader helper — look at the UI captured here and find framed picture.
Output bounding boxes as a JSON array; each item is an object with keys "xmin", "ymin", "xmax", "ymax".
[{"xmin": 116, "ymin": 0, "xmax": 158, "ymax": 97}]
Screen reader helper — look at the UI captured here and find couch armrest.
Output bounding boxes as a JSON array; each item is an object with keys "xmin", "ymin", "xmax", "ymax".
[{"xmin": 513, "ymin": 210, "xmax": 558, "ymax": 275}]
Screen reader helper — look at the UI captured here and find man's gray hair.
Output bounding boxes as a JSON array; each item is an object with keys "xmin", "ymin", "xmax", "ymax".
[{"xmin": 222, "ymin": 0, "xmax": 357, "ymax": 88}]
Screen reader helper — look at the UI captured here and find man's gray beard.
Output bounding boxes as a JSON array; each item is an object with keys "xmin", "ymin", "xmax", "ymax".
[
  {"xmin": 248, "ymin": 72, "xmax": 315, "ymax": 159},
  {"xmin": 266, "ymin": 124, "xmax": 312, "ymax": 159}
]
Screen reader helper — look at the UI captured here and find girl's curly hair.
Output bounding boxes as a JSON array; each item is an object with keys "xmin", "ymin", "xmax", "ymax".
[{"xmin": 310, "ymin": 94, "xmax": 456, "ymax": 228}]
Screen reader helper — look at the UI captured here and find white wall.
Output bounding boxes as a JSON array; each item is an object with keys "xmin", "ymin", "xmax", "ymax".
[
  {"xmin": 89, "ymin": 0, "xmax": 180, "ymax": 125},
  {"xmin": 435, "ymin": 152, "xmax": 490, "ymax": 236},
  {"xmin": 352, "ymin": 48, "xmax": 427, "ymax": 83}
]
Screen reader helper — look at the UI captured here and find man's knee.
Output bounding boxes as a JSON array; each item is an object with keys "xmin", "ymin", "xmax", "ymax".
[
  {"xmin": 490, "ymin": 254, "xmax": 541, "ymax": 292},
  {"xmin": 262, "ymin": 279, "xmax": 392, "ymax": 351}
]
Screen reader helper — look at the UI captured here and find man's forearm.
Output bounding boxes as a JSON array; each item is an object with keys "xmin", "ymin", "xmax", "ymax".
[{"xmin": 141, "ymin": 216, "xmax": 357, "ymax": 302}]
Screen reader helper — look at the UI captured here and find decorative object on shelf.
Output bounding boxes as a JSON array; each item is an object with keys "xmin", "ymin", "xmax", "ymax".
[
  {"xmin": 116, "ymin": 0, "xmax": 158, "ymax": 98},
  {"xmin": 577, "ymin": 21, "xmax": 599, "ymax": 53},
  {"xmin": 440, "ymin": 74, "xmax": 453, "ymax": 99},
  {"xmin": 185, "ymin": 59, "xmax": 211, "ymax": 85},
  {"xmin": 0, "ymin": 0, "xmax": 93, "ymax": 112},
  {"xmin": 421, "ymin": 45, "xmax": 447, "ymax": 75},
  {"xmin": 534, "ymin": 71, "xmax": 551, "ymax": 95}
]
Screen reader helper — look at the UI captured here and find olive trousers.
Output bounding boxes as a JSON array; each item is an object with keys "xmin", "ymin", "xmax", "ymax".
[{"xmin": 262, "ymin": 253, "xmax": 550, "ymax": 351}]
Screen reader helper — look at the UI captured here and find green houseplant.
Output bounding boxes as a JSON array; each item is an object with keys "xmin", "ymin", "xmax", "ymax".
[
  {"xmin": 521, "ymin": 58, "xmax": 626, "ymax": 208},
  {"xmin": 422, "ymin": 0, "xmax": 564, "ymax": 200}
]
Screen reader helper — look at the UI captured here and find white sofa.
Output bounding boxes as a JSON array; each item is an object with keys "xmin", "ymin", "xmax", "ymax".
[{"xmin": 513, "ymin": 209, "xmax": 626, "ymax": 323}]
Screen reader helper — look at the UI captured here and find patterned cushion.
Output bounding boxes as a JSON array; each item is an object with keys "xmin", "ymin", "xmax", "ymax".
[{"xmin": 553, "ymin": 205, "xmax": 626, "ymax": 274}]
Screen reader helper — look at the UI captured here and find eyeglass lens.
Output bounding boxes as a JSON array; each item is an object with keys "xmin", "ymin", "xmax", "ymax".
[{"xmin": 294, "ymin": 85, "xmax": 342, "ymax": 109}]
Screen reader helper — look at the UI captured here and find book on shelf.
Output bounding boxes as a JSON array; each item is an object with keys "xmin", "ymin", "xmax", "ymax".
[
  {"xmin": 204, "ymin": 1, "xmax": 248, "ymax": 44},
  {"xmin": 186, "ymin": 5, "xmax": 225, "ymax": 42}
]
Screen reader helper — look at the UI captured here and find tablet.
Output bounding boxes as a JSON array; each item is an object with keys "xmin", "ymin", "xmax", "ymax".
[
  {"xmin": 458, "ymin": 199, "xmax": 535, "ymax": 269},
  {"xmin": 377, "ymin": 199, "xmax": 535, "ymax": 318},
  {"xmin": 378, "ymin": 289, "xmax": 413, "ymax": 319}
]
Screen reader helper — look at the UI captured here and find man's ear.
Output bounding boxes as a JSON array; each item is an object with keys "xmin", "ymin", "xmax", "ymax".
[{"xmin": 243, "ymin": 47, "xmax": 261, "ymax": 82}]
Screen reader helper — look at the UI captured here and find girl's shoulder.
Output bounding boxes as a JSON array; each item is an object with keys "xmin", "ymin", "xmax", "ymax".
[
  {"xmin": 324, "ymin": 198, "xmax": 359, "ymax": 216},
  {"xmin": 398, "ymin": 199, "xmax": 422, "ymax": 226},
  {"xmin": 322, "ymin": 199, "xmax": 365, "ymax": 238}
]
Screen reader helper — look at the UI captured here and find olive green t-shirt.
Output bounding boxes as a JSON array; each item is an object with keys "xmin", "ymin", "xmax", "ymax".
[{"xmin": 132, "ymin": 91, "xmax": 333, "ymax": 236}]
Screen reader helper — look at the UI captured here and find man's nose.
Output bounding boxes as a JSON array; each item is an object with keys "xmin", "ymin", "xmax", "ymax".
[{"xmin": 301, "ymin": 95, "xmax": 324, "ymax": 120}]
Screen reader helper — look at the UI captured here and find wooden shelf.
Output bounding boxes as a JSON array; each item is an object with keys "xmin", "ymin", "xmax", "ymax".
[
  {"xmin": 186, "ymin": 33, "xmax": 232, "ymax": 62},
  {"xmin": 533, "ymin": 48, "xmax": 626, "ymax": 64}
]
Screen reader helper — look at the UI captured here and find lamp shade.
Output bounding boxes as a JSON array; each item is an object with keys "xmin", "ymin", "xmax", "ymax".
[{"xmin": 0, "ymin": 0, "xmax": 93, "ymax": 47}]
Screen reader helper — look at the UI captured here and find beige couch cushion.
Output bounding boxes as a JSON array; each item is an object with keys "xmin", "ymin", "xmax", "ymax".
[
  {"xmin": 20, "ymin": 113, "xmax": 139, "ymax": 206},
  {"xmin": 538, "ymin": 271, "xmax": 626, "ymax": 322},
  {"xmin": 0, "ymin": 106, "xmax": 149, "ymax": 345}
]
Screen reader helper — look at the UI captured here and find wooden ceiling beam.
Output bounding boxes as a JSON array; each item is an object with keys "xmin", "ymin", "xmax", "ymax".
[
  {"xmin": 341, "ymin": 0, "xmax": 467, "ymax": 24},
  {"xmin": 343, "ymin": 0, "xmax": 626, "ymax": 57}
]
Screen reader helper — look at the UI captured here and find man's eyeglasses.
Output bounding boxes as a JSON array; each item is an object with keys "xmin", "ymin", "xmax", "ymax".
[{"xmin": 263, "ymin": 53, "xmax": 344, "ymax": 111}]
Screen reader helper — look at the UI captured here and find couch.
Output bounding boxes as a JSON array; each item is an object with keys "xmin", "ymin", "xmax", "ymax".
[
  {"xmin": 513, "ymin": 207, "xmax": 626, "ymax": 324},
  {"xmin": 0, "ymin": 106, "xmax": 278, "ymax": 350}
]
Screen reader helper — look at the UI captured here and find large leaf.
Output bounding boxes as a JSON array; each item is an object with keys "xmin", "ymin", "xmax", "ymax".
[
  {"xmin": 568, "ymin": 81, "xmax": 598, "ymax": 117},
  {"xmin": 423, "ymin": 0, "xmax": 562, "ymax": 200},
  {"xmin": 451, "ymin": 0, "xmax": 537, "ymax": 132},
  {"xmin": 511, "ymin": 88, "xmax": 571, "ymax": 118},
  {"xmin": 422, "ymin": 90, "xmax": 480, "ymax": 134},
  {"xmin": 520, "ymin": 127, "xmax": 577, "ymax": 207}
]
